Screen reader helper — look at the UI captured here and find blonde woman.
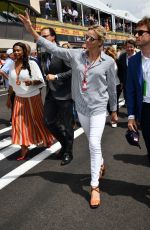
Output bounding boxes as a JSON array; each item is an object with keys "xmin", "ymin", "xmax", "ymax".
[{"xmin": 19, "ymin": 11, "xmax": 117, "ymax": 208}]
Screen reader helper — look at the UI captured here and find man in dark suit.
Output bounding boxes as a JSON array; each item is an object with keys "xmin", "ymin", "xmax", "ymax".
[
  {"xmin": 126, "ymin": 17, "xmax": 150, "ymax": 164},
  {"xmin": 40, "ymin": 27, "xmax": 74, "ymax": 166},
  {"xmin": 117, "ymin": 39, "xmax": 136, "ymax": 104}
]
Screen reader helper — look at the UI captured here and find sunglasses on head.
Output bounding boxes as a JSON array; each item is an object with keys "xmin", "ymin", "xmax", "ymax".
[
  {"xmin": 84, "ymin": 35, "xmax": 99, "ymax": 42},
  {"xmin": 134, "ymin": 30, "xmax": 150, "ymax": 36}
]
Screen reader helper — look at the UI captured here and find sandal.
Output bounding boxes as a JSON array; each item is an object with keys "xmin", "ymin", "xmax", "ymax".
[
  {"xmin": 17, "ymin": 146, "xmax": 28, "ymax": 161},
  {"xmin": 99, "ymin": 164, "xmax": 105, "ymax": 180},
  {"xmin": 90, "ymin": 186, "xmax": 100, "ymax": 208}
]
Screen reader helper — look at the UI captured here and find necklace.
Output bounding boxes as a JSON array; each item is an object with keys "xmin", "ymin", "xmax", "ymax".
[{"xmin": 16, "ymin": 79, "xmax": 21, "ymax": 85}]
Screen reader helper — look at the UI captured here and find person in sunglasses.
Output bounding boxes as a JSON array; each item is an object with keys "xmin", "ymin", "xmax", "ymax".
[
  {"xmin": 126, "ymin": 16, "xmax": 150, "ymax": 165},
  {"xmin": 18, "ymin": 11, "xmax": 117, "ymax": 208},
  {"xmin": 117, "ymin": 39, "xmax": 136, "ymax": 105},
  {"xmin": 39, "ymin": 27, "xmax": 74, "ymax": 166}
]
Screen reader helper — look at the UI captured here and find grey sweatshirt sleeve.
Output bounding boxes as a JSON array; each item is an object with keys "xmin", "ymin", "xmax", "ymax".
[
  {"xmin": 106, "ymin": 60, "xmax": 117, "ymax": 111},
  {"xmin": 37, "ymin": 37, "xmax": 73, "ymax": 62}
]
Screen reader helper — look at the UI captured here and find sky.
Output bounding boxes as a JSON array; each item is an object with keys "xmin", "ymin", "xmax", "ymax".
[{"xmin": 99, "ymin": 0, "xmax": 150, "ymax": 19}]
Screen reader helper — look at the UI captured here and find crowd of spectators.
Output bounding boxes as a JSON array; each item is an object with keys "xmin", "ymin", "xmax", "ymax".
[
  {"xmin": 62, "ymin": 6, "xmax": 79, "ymax": 24},
  {"xmin": 116, "ymin": 21, "xmax": 132, "ymax": 33},
  {"xmin": 40, "ymin": 0, "xmax": 135, "ymax": 34}
]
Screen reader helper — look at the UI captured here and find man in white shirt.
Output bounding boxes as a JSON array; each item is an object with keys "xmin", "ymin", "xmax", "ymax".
[
  {"xmin": 0, "ymin": 49, "xmax": 15, "ymax": 88},
  {"xmin": 126, "ymin": 16, "xmax": 150, "ymax": 164},
  {"xmin": 72, "ymin": 8, "xmax": 78, "ymax": 23},
  {"xmin": 0, "ymin": 48, "xmax": 15, "ymax": 122}
]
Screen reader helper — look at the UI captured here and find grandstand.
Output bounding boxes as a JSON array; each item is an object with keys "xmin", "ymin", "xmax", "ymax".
[{"xmin": 0, "ymin": 0, "xmax": 139, "ymax": 50}]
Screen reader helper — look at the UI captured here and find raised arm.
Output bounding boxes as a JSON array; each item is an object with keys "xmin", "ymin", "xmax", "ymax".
[
  {"xmin": 18, "ymin": 10, "xmax": 40, "ymax": 41},
  {"xmin": 18, "ymin": 11, "xmax": 73, "ymax": 63}
]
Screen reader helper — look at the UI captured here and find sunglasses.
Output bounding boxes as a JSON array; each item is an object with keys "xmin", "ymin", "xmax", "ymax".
[
  {"xmin": 134, "ymin": 30, "xmax": 150, "ymax": 36},
  {"xmin": 84, "ymin": 35, "xmax": 99, "ymax": 42},
  {"xmin": 41, "ymin": 34, "xmax": 51, "ymax": 38}
]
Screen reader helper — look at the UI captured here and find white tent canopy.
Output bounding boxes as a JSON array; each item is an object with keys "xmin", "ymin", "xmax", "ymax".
[
  {"xmin": 72, "ymin": 0, "xmax": 115, "ymax": 14},
  {"xmin": 71, "ymin": 0, "xmax": 139, "ymax": 22},
  {"xmin": 113, "ymin": 9, "xmax": 139, "ymax": 23}
]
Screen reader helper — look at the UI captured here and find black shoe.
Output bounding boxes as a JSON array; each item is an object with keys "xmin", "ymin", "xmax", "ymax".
[{"xmin": 61, "ymin": 153, "xmax": 73, "ymax": 166}]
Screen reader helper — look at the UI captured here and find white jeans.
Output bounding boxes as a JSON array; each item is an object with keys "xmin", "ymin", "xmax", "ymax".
[{"xmin": 78, "ymin": 112, "xmax": 106, "ymax": 187}]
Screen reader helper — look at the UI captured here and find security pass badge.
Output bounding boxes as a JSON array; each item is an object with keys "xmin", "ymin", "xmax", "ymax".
[{"xmin": 82, "ymin": 80, "xmax": 87, "ymax": 91}]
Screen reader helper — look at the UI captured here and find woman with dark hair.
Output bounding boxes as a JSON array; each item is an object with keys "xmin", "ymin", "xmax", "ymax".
[{"xmin": 8, "ymin": 42, "xmax": 53, "ymax": 160}]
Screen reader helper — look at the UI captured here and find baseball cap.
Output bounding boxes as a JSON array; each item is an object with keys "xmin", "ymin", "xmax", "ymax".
[
  {"xmin": 125, "ymin": 129, "xmax": 141, "ymax": 149},
  {"xmin": 6, "ymin": 48, "xmax": 13, "ymax": 55}
]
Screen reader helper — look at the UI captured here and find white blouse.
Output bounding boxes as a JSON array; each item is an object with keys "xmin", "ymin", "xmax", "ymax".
[{"xmin": 9, "ymin": 60, "xmax": 45, "ymax": 98}]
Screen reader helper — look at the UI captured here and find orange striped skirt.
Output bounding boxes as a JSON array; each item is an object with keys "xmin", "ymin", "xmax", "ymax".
[{"xmin": 12, "ymin": 94, "xmax": 54, "ymax": 147}]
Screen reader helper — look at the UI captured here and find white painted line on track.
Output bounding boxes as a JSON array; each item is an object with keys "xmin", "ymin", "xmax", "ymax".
[
  {"xmin": 0, "ymin": 144, "xmax": 36, "ymax": 161},
  {"xmin": 0, "ymin": 126, "xmax": 12, "ymax": 135},
  {"xmin": 0, "ymin": 98, "xmax": 126, "ymax": 190},
  {"xmin": 0, "ymin": 87, "xmax": 7, "ymax": 92},
  {"xmin": 74, "ymin": 127, "xmax": 84, "ymax": 138},
  {"xmin": 0, "ymin": 128, "xmax": 84, "ymax": 161},
  {"xmin": 0, "ymin": 128, "xmax": 84, "ymax": 190},
  {"xmin": 119, "ymin": 100, "xmax": 125, "ymax": 108},
  {"xmin": 0, "ymin": 93, "xmax": 8, "ymax": 97},
  {"xmin": 119, "ymin": 97, "xmax": 124, "ymax": 102},
  {"xmin": 0, "ymin": 145, "xmax": 20, "ymax": 161},
  {"xmin": 0, "ymin": 137, "xmax": 11, "ymax": 150},
  {"xmin": 0, "ymin": 99, "xmax": 125, "ymax": 135}
]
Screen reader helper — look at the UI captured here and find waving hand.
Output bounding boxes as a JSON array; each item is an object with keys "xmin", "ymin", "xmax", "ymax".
[{"xmin": 18, "ymin": 10, "xmax": 40, "ymax": 41}]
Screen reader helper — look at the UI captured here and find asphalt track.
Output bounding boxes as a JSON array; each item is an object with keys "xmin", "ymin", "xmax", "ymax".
[{"xmin": 0, "ymin": 88, "xmax": 150, "ymax": 230}]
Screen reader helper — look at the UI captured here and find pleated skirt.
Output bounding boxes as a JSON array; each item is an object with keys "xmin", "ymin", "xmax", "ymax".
[{"xmin": 12, "ymin": 94, "xmax": 54, "ymax": 147}]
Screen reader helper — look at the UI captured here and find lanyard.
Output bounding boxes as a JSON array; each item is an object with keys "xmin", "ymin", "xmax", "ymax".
[
  {"xmin": 83, "ymin": 57, "xmax": 99, "ymax": 80},
  {"xmin": 83, "ymin": 63, "xmax": 88, "ymax": 82},
  {"xmin": 82, "ymin": 63, "xmax": 89, "ymax": 92},
  {"xmin": 82, "ymin": 59, "xmax": 97, "ymax": 91}
]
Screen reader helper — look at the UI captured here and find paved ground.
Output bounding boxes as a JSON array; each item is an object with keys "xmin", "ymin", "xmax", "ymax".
[{"xmin": 0, "ymin": 88, "xmax": 150, "ymax": 230}]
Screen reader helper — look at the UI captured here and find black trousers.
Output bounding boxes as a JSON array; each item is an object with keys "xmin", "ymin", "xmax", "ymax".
[
  {"xmin": 44, "ymin": 96, "xmax": 74, "ymax": 155},
  {"xmin": 140, "ymin": 102, "xmax": 150, "ymax": 163}
]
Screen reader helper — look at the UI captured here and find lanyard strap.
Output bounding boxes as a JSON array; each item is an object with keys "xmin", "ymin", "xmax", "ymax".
[
  {"xmin": 83, "ymin": 60, "xmax": 97, "ymax": 82},
  {"xmin": 83, "ymin": 64, "xmax": 88, "ymax": 82}
]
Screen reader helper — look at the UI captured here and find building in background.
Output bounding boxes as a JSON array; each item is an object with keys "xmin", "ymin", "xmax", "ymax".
[
  {"xmin": 0, "ymin": 0, "xmax": 139, "ymax": 50},
  {"xmin": 0, "ymin": 0, "xmax": 39, "ymax": 51}
]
